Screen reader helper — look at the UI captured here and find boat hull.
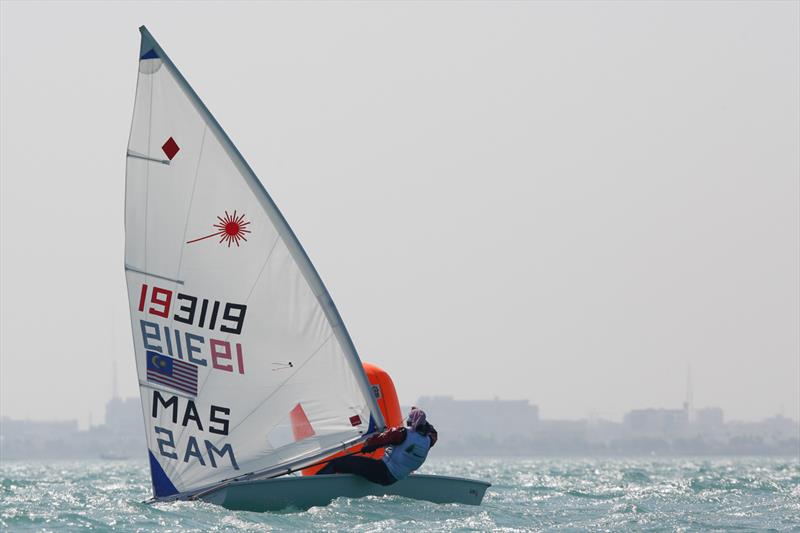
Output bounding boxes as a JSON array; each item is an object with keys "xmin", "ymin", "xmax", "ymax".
[{"xmin": 202, "ymin": 473, "xmax": 490, "ymax": 512}]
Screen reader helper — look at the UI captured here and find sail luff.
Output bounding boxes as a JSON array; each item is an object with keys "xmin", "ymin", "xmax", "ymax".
[{"xmin": 136, "ymin": 25, "xmax": 386, "ymax": 435}]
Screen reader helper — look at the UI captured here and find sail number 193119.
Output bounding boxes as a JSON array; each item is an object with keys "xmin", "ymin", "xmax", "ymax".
[{"xmin": 138, "ymin": 283, "xmax": 247, "ymax": 335}]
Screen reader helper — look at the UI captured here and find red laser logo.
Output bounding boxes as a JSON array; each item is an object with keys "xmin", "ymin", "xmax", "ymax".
[{"xmin": 187, "ymin": 211, "xmax": 251, "ymax": 247}]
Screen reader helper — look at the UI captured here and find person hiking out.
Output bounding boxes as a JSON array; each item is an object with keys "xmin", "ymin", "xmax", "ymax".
[{"xmin": 316, "ymin": 407, "xmax": 437, "ymax": 485}]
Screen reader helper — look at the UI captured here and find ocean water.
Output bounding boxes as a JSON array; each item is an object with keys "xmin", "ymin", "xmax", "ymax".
[{"xmin": 1, "ymin": 457, "xmax": 798, "ymax": 532}]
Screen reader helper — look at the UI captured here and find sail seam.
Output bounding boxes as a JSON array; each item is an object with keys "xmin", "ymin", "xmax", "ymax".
[
  {"xmin": 138, "ymin": 381, "xmax": 195, "ymax": 400},
  {"xmin": 125, "ymin": 265, "xmax": 184, "ymax": 285},
  {"xmin": 143, "ymin": 71, "xmax": 154, "ymax": 284},
  {"xmin": 173, "ymin": 125, "xmax": 208, "ymax": 284}
]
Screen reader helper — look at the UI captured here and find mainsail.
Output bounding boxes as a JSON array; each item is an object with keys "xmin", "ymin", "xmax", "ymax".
[{"xmin": 125, "ymin": 26, "xmax": 385, "ymax": 499}]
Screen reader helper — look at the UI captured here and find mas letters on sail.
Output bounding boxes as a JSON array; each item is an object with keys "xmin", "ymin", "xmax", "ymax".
[
  {"xmin": 151, "ymin": 390, "xmax": 239, "ymax": 470},
  {"xmin": 137, "ymin": 282, "xmax": 246, "ymax": 471}
]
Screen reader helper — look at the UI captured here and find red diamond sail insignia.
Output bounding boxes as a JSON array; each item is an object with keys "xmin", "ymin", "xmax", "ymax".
[{"xmin": 162, "ymin": 137, "xmax": 180, "ymax": 160}]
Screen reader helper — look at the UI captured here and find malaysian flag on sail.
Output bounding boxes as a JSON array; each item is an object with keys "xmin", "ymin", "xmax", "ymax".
[{"xmin": 146, "ymin": 351, "xmax": 198, "ymax": 396}]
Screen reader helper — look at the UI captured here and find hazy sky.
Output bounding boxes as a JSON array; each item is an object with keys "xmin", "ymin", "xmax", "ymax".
[{"xmin": 1, "ymin": 1, "xmax": 798, "ymax": 428}]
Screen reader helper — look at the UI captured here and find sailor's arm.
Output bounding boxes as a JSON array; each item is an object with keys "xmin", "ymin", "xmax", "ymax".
[{"xmin": 361, "ymin": 427, "xmax": 407, "ymax": 452}]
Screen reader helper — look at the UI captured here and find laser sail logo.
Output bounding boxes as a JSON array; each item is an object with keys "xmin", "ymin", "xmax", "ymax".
[{"xmin": 187, "ymin": 211, "xmax": 251, "ymax": 247}]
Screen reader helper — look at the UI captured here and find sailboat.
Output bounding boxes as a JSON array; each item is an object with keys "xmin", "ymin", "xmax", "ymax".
[{"xmin": 124, "ymin": 26, "xmax": 489, "ymax": 511}]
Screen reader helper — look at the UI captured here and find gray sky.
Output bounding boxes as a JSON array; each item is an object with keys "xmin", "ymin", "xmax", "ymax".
[{"xmin": 1, "ymin": 1, "xmax": 798, "ymax": 428}]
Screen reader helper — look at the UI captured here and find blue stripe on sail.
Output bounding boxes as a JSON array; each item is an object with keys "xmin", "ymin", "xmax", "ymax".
[
  {"xmin": 367, "ymin": 414, "xmax": 377, "ymax": 435},
  {"xmin": 140, "ymin": 48, "xmax": 159, "ymax": 60},
  {"xmin": 148, "ymin": 450, "xmax": 179, "ymax": 498}
]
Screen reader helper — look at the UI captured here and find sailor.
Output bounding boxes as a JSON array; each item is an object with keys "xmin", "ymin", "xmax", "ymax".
[{"xmin": 316, "ymin": 407, "xmax": 438, "ymax": 485}]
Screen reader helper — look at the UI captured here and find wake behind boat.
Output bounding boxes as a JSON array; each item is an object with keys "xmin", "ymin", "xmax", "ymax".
[{"xmin": 124, "ymin": 25, "xmax": 489, "ymax": 510}]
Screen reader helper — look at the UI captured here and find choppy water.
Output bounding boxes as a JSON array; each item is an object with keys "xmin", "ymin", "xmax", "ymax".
[{"xmin": 1, "ymin": 457, "xmax": 798, "ymax": 531}]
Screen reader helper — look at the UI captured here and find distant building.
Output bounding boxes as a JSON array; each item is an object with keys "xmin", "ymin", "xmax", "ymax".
[
  {"xmin": 105, "ymin": 397, "xmax": 143, "ymax": 436},
  {"xmin": 1, "ymin": 417, "xmax": 81, "ymax": 459},
  {"xmin": 725, "ymin": 414, "xmax": 800, "ymax": 444},
  {"xmin": 586, "ymin": 418, "xmax": 624, "ymax": 444},
  {"xmin": 0, "ymin": 397, "xmax": 146, "ymax": 460},
  {"xmin": 624, "ymin": 408, "xmax": 689, "ymax": 437},
  {"xmin": 414, "ymin": 396, "xmax": 539, "ymax": 441},
  {"xmin": 695, "ymin": 407, "xmax": 724, "ymax": 430},
  {"xmin": 1, "ymin": 417, "xmax": 78, "ymax": 438},
  {"xmin": 535, "ymin": 419, "xmax": 589, "ymax": 444}
]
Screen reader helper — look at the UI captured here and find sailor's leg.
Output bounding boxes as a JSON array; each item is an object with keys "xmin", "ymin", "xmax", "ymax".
[
  {"xmin": 317, "ymin": 456, "xmax": 397, "ymax": 485},
  {"xmin": 316, "ymin": 455, "xmax": 362, "ymax": 475},
  {"xmin": 317, "ymin": 462, "xmax": 336, "ymax": 475}
]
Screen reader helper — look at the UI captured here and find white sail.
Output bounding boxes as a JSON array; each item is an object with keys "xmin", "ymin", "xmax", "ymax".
[{"xmin": 125, "ymin": 26, "xmax": 384, "ymax": 499}]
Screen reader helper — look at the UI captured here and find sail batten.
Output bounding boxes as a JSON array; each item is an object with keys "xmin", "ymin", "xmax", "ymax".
[{"xmin": 126, "ymin": 26, "xmax": 384, "ymax": 498}]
